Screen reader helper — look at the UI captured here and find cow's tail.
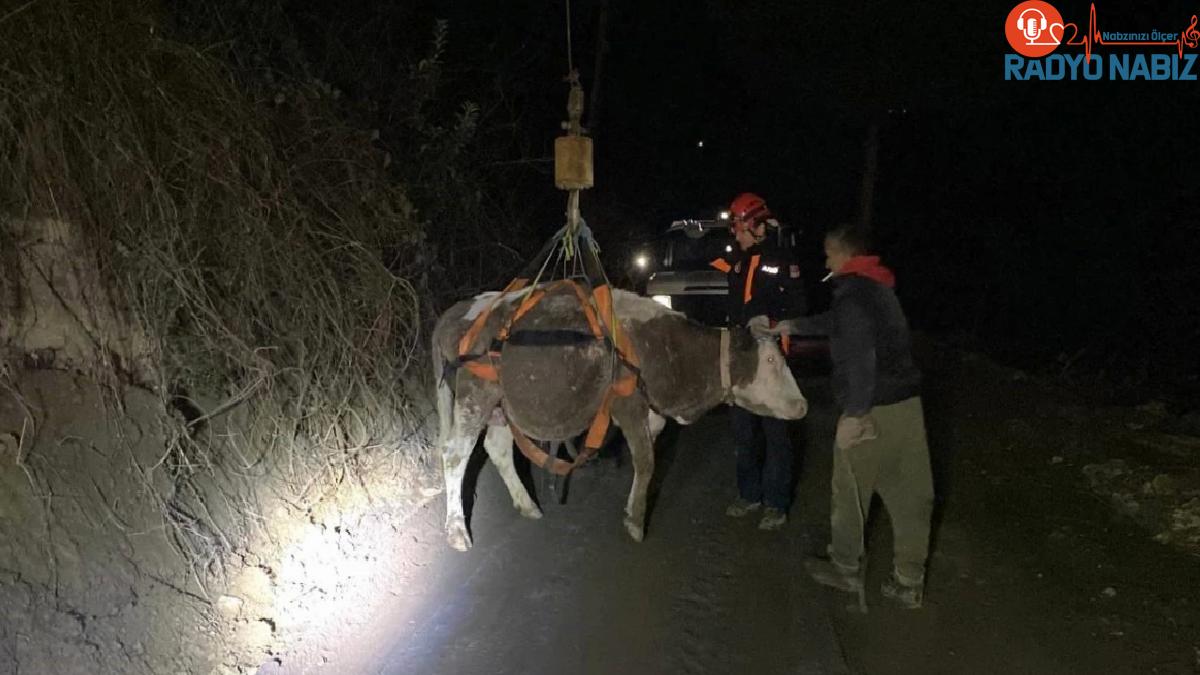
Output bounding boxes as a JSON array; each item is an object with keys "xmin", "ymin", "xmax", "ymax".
[{"xmin": 433, "ymin": 334, "xmax": 455, "ymax": 451}]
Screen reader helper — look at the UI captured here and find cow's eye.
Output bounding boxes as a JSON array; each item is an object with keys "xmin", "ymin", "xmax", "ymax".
[{"xmin": 767, "ymin": 357, "xmax": 776, "ymax": 364}]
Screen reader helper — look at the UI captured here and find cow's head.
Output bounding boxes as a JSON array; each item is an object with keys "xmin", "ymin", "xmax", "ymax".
[{"xmin": 729, "ymin": 331, "xmax": 808, "ymax": 420}]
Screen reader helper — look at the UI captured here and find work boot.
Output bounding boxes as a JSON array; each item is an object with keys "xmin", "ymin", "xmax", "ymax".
[
  {"xmin": 881, "ymin": 574, "xmax": 924, "ymax": 609},
  {"xmin": 725, "ymin": 498, "xmax": 762, "ymax": 518},
  {"xmin": 758, "ymin": 507, "xmax": 787, "ymax": 531},
  {"xmin": 805, "ymin": 557, "xmax": 863, "ymax": 594}
]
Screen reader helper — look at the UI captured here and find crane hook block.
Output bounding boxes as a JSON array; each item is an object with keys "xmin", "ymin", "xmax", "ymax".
[{"xmin": 554, "ymin": 135, "xmax": 593, "ymax": 190}]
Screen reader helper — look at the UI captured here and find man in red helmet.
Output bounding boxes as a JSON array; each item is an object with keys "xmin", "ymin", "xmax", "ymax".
[{"xmin": 709, "ymin": 192, "xmax": 807, "ymax": 531}]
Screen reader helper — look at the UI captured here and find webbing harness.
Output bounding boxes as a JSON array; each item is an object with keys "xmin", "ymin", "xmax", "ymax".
[{"xmin": 455, "ymin": 225, "xmax": 639, "ymax": 476}]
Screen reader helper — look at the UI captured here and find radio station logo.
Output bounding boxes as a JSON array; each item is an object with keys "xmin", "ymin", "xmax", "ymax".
[{"xmin": 1004, "ymin": 2, "xmax": 1200, "ymax": 80}]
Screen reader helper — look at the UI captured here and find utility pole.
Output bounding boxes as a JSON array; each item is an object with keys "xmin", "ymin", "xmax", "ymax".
[
  {"xmin": 585, "ymin": 0, "xmax": 610, "ymax": 136},
  {"xmin": 856, "ymin": 121, "xmax": 880, "ymax": 235}
]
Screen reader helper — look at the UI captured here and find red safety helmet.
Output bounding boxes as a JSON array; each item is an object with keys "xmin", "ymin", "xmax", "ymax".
[{"xmin": 728, "ymin": 192, "xmax": 772, "ymax": 232}]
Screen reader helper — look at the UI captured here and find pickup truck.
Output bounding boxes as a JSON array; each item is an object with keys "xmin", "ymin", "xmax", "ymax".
[{"xmin": 631, "ymin": 217, "xmax": 829, "ymax": 369}]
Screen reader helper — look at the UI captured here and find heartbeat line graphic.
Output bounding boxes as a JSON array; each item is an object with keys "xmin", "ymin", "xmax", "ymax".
[{"xmin": 1062, "ymin": 3, "xmax": 1200, "ymax": 60}]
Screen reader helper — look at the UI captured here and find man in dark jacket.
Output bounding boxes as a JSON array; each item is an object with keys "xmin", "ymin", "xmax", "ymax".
[
  {"xmin": 755, "ymin": 225, "xmax": 932, "ymax": 607},
  {"xmin": 710, "ymin": 192, "xmax": 807, "ymax": 531}
]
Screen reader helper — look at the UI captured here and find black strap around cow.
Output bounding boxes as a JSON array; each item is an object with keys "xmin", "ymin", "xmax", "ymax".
[{"xmin": 504, "ymin": 329, "xmax": 599, "ymax": 348}]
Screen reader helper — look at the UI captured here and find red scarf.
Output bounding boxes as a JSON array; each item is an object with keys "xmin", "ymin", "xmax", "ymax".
[{"xmin": 836, "ymin": 255, "xmax": 895, "ymax": 288}]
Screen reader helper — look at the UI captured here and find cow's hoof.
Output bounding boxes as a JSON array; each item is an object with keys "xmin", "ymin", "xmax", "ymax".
[
  {"xmin": 447, "ymin": 524, "xmax": 472, "ymax": 551},
  {"xmin": 517, "ymin": 504, "xmax": 543, "ymax": 520},
  {"xmin": 623, "ymin": 518, "xmax": 644, "ymax": 542}
]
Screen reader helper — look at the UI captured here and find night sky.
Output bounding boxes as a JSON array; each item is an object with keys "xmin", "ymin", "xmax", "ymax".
[{"xmin": 270, "ymin": 0, "xmax": 1199, "ymax": 397}]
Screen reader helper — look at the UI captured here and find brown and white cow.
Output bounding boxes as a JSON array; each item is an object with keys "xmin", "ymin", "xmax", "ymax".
[{"xmin": 431, "ymin": 285, "xmax": 808, "ymax": 551}]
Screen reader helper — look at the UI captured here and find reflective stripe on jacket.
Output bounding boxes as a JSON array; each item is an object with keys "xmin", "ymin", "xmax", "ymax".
[{"xmin": 709, "ymin": 242, "xmax": 807, "ymax": 328}]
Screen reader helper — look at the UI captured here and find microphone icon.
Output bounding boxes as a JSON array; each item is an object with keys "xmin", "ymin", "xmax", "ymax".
[
  {"xmin": 1007, "ymin": 2, "xmax": 1062, "ymax": 55},
  {"xmin": 1018, "ymin": 8, "xmax": 1048, "ymax": 43}
]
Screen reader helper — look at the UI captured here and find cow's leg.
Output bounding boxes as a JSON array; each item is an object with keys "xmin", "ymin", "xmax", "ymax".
[
  {"xmin": 442, "ymin": 380, "xmax": 500, "ymax": 552},
  {"xmin": 625, "ymin": 409, "xmax": 667, "ymax": 522},
  {"xmin": 442, "ymin": 433, "xmax": 477, "ymax": 552},
  {"xmin": 613, "ymin": 400, "xmax": 665, "ymax": 542},
  {"xmin": 435, "ymin": 370, "xmax": 454, "ymax": 454},
  {"xmin": 482, "ymin": 424, "xmax": 543, "ymax": 519}
]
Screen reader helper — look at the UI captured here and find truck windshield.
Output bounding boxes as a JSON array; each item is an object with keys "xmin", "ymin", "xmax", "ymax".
[{"xmin": 667, "ymin": 233, "xmax": 736, "ymax": 271}]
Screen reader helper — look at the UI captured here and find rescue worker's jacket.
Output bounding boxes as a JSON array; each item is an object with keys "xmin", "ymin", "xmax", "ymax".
[{"xmin": 710, "ymin": 241, "xmax": 807, "ymax": 329}]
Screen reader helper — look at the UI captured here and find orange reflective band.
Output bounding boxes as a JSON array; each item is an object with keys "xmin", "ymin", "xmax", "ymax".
[
  {"xmin": 709, "ymin": 258, "xmax": 732, "ymax": 273},
  {"xmin": 744, "ymin": 254, "xmax": 760, "ymax": 304}
]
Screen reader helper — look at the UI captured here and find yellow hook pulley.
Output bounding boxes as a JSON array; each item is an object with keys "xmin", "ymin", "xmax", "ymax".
[{"xmin": 555, "ymin": 69, "xmax": 593, "ymax": 193}]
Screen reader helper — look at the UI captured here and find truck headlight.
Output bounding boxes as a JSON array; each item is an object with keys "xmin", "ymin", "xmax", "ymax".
[
  {"xmin": 651, "ymin": 295, "xmax": 672, "ymax": 309},
  {"xmin": 634, "ymin": 254, "xmax": 649, "ymax": 270}
]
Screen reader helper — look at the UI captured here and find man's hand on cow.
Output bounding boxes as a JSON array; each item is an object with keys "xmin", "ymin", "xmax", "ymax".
[
  {"xmin": 835, "ymin": 414, "xmax": 878, "ymax": 450},
  {"xmin": 747, "ymin": 315, "xmax": 780, "ymax": 339}
]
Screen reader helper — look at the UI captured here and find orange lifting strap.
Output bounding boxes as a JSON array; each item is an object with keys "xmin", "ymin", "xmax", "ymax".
[
  {"xmin": 456, "ymin": 278, "xmax": 639, "ymax": 471},
  {"xmin": 457, "ymin": 277, "xmax": 529, "ymax": 382}
]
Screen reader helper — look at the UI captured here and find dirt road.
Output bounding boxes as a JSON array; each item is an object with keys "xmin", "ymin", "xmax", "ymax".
[
  {"xmin": 269, "ymin": 359, "xmax": 1200, "ymax": 675},
  {"xmin": 368, "ymin": 391, "xmax": 848, "ymax": 675}
]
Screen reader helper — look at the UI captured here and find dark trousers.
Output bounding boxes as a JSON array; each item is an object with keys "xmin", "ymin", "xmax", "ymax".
[{"xmin": 730, "ymin": 406, "xmax": 794, "ymax": 511}]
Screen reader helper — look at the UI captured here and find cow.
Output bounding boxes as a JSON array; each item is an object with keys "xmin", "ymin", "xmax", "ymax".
[{"xmin": 431, "ymin": 284, "xmax": 808, "ymax": 551}]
